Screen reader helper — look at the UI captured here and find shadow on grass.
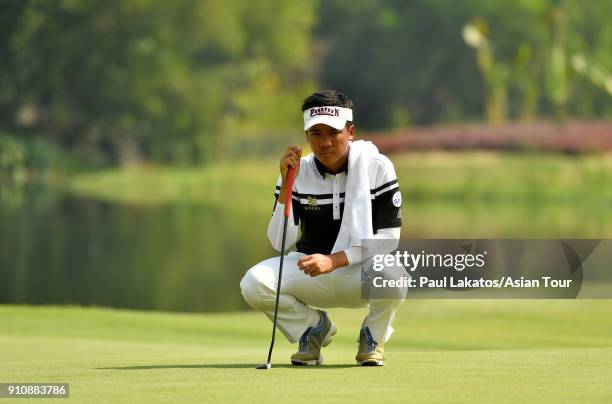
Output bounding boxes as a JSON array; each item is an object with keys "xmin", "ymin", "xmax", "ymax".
[{"xmin": 97, "ymin": 363, "xmax": 357, "ymax": 370}]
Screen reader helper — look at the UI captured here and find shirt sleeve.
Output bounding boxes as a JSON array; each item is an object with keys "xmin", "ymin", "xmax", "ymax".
[
  {"xmin": 268, "ymin": 176, "xmax": 299, "ymax": 252},
  {"xmin": 371, "ymin": 156, "xmax": 402, "ymax": 232},
  {"xmin": 267, "ymin": 202, "xmax": 299, "ymax": 252},
  {"xmin": 344, "ymin": 227, "xmax": 401, "ymax": 265}
]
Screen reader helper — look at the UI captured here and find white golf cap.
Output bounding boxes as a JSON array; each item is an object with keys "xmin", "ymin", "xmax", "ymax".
[{"xmin": 303, "ymin": 106, "xmax": 353, "ymax": 131}]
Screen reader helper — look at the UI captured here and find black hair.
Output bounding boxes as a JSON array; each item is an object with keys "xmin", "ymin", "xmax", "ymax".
[{"xmin": 301, "ymin": 89, "xmax": 355, "ymax": 128}]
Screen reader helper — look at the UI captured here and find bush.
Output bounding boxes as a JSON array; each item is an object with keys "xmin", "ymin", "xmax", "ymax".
[{"xmin": 0, "ymin": 133, "xmax": 67, "ymax": 183}]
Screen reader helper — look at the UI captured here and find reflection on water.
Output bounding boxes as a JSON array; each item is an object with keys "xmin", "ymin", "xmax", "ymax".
[
  {"xmin": 1, "ymin": 186, "xmax": 274, "ymax": 312},
  {"xmin": 1, "ymin": 186, "xmax": 611, "ymax": 312}
]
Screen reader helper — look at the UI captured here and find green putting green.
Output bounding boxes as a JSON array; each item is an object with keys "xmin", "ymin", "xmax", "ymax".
[{"xmin": 1, "ymin": 300, "xmax": 611, "ymax": 403}]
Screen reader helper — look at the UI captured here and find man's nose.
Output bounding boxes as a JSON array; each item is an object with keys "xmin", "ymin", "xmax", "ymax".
[{"xmin": 320, "ymin": 135, "xmax": 332, "ymax": 147}]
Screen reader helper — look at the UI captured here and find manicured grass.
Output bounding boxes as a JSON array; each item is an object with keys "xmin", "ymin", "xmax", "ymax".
[
  {"xmin": 66, "ymin": 157, "xmax": 280, "ymax": 211},
  {"xmin": 64, "ymin": 151, "xmax": 612, "ymax": 237},
  {"xmin": 392, "ymin": 151, "xmax": 612, "ymax": 204},
  {"xmin": 66, "ymin": 152, "xmax": 612, "ymax": 207},
  {"xmin": 2, "ymin": 301, "xmax": 612, "ymax": 403}
]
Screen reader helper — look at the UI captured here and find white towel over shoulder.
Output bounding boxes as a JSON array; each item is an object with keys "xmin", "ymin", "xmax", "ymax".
[{"xmin": 331, "ymin": 140, "xmax": 380, "ymax": 254}]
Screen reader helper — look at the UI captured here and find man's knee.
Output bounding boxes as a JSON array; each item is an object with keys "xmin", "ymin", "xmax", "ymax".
[{"xmin": 240, "ymin": 265, "xmax": 275, "ymax": 310}]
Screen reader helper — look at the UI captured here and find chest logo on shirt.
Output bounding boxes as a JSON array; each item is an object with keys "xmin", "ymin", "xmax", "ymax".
[{"xmin": 304, "ymin": 196, "xmax": 320, "ymax": 211}]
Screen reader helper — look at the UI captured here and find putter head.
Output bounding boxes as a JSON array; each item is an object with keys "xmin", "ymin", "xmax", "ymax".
[{"xmin": 256, "ymin": 362, "xmax": 272, "ymax": 370}]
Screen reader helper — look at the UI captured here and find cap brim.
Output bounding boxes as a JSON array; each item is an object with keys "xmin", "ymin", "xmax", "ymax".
[{"xmin": 304, "ymin": 116, "xmax": 347, "ymax": 131}]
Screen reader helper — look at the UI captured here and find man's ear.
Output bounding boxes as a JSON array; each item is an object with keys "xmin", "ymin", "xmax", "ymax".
[{"xmin": 348, "ymin": 124, "xmax": 356, "ymax": 139}]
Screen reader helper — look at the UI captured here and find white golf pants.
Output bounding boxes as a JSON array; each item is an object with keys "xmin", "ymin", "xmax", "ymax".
[{"xmin": 240, "ymin": 251, "xmax": 405, "ymax": 344}]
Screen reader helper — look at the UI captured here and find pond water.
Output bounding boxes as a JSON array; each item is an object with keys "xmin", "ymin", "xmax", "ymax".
[{"xmin": 1, "ymin": 185, "xmax": 610, "ymax": 312}]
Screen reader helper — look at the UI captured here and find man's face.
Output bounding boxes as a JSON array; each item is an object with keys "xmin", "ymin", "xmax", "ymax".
[{"xmin": 305, "ymin": 123, "xmax": 355, "ymax": 168}]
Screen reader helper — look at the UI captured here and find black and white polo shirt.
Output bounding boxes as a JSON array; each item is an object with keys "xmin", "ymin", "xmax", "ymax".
[{"xmin": 273, "ymin": 152, "xmax": 402, "ymax": 255}]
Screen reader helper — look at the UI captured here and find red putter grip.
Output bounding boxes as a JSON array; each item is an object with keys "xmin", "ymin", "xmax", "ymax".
[{"xmin": 284, "ymin": 167, "xmax": 296, "ymax": 217}]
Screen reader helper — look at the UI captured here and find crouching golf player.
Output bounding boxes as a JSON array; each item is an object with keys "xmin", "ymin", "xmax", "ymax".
[{"xmin": 241, "ymin": 90, "xmax": 404, "ymax": 366}]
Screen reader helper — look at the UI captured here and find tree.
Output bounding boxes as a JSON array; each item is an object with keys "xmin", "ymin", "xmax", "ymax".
[
  {"xmin": 314, "ymin": 0, "xmax": 612, "ymax": 129},
  {"xmin": 0, "ymin": 0, "xmax": 316, "ymax": 165}
]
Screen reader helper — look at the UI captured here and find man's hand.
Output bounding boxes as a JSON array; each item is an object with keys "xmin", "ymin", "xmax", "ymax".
[
  {"xmin": 297, "ymin": 252, "xmax": 348, "ymax": 277},
  {"xmin": 278, "ymin": 145, "xmax": 302, "ymax": 204}
]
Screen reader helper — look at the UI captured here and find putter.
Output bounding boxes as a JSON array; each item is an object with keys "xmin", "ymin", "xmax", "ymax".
[{"xmin": 256, "ymin": 166, "xmax": 296, "ymax": 370}]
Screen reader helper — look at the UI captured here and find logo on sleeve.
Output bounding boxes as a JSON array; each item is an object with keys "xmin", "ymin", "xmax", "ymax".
[{"xmin": 392, "ymin": 191, "xmax": 402, "ymax": 207}]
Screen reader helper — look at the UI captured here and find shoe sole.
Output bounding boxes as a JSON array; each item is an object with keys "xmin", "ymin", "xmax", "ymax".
[
  {"xmin": 291, "ymin": 356, "xmax": 322, "ymax": 366},
  {"xmin": 357, "ymin": 359, "xmax": 385, "ymax": 366},
  {"xmin": 291, "ymin": 323, "xmax": 337, "ymax": 366}
]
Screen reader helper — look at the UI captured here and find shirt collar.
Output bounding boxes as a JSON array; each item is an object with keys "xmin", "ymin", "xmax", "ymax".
[{"xmin": 314, "ymin": 155, "xmax": 348, "ymax": 178}]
